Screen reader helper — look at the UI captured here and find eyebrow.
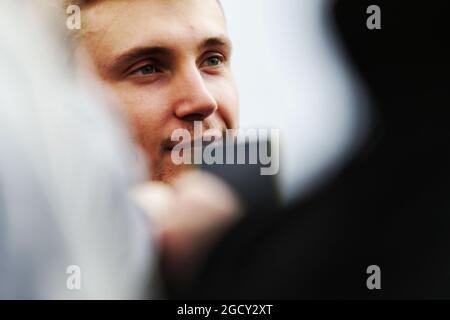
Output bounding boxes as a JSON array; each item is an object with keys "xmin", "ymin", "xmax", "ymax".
[
  {"xmin": 108, "ymin": 47, "xmax": 173, "ymax": 73},
  {"xmin": 199, "ymin": 36, "xmax": 233, "ymax": 52}
]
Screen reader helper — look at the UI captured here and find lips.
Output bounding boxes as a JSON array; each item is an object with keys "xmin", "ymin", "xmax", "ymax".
[{"xmin": 165, "ymin": 135, "xmax": 223, "ymax": 152}]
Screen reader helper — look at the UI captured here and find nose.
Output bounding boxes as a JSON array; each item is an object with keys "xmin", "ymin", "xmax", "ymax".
[{"xmin": 172, "ymin": 67, "xmax": 218, "ymax": 122}]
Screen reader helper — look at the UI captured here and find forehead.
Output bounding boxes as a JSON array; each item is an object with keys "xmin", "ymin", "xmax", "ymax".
[{"xmin": 81, "ymin": 0, "xmax": 227, "ymax": 58}]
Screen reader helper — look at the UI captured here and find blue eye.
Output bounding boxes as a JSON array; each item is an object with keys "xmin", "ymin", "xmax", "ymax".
[
  {"xmin": 135, "ymin": 64, "xmax": 157, "ymax": 75},
  {"xmin": 203, "ymin": 56, "xmax": 223, "ymax": 67}
]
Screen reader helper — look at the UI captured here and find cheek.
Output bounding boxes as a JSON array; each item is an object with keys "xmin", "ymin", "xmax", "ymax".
[
  {"xmin": 209, "ymin": 77, "xmax": 240, "ymax": 129},
  {"xmin": 110, "ymin": 84, "xmax": 169, "ymax": 150}
]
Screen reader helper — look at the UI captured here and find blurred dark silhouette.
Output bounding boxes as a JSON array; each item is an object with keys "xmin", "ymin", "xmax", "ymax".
[{"xmin": 166, "ymin": 0, "xmax": 450, "ymax": 299}]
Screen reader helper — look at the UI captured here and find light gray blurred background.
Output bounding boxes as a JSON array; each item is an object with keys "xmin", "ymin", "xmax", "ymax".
[{"xmin": 221, "ymin": 0, "xmax": 370, "ymax": 203}]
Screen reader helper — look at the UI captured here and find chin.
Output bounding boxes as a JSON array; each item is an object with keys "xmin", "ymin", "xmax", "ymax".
[{"xmin": 151, "ymin": 163, "xmax": 196, "ymax": 184}]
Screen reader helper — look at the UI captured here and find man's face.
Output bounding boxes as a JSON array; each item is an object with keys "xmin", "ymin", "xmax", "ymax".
[{"xmin": 78, "ymin": 0, "xmax": 239, "ymax": 182}]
